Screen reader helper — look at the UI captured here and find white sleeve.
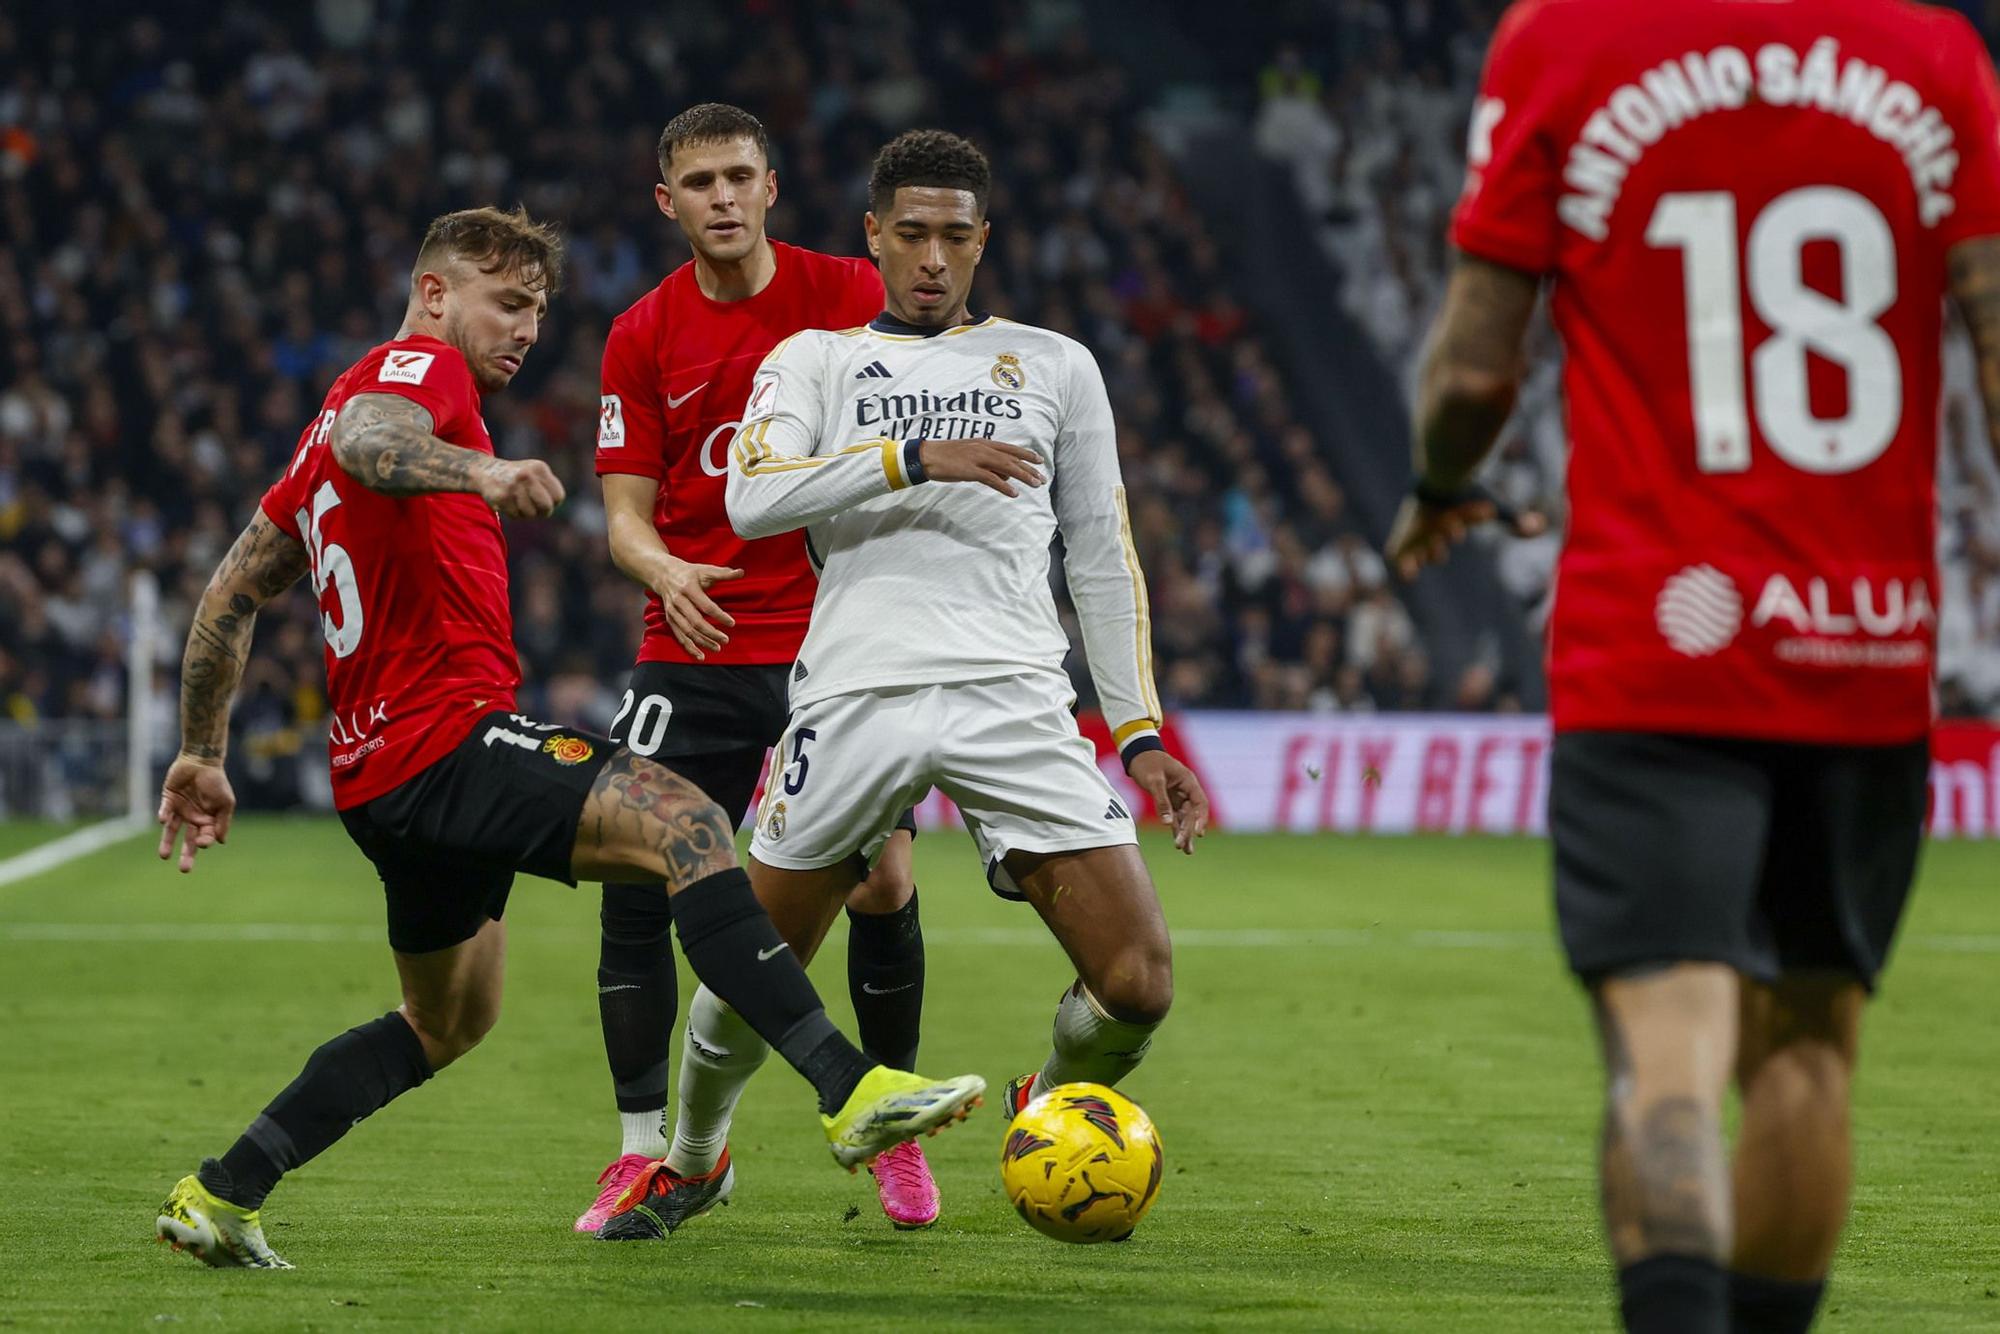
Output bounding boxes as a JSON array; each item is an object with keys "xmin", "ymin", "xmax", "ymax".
[
  {"xmin": 1051, "ymin": 340, "xmax": 1164, "ymax": 756},
  {"xmin": 724, "ymin": 335, "xmax": 924, "ymax": 539}
]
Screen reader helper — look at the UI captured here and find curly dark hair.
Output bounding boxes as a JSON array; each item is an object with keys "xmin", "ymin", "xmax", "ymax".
[
  {"xmin": 413, "ymin": 205, "xmax": 564, "ymax": 294},
  {"xmin": 868, "ymin": 129, "xmax": 991, "ymax": 217},
  {"xmin": 658, "ymin": 102, "xmax": 771, "ymax": 178}
]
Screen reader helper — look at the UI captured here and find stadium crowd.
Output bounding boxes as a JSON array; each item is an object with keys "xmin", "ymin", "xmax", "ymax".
[
  {"xmin": 0, "ymin": 1, "xmax": 1484, "ymax": 813},
  {"xmin": 1254, "ymin": 0, "xmax": 2000, "ymax": 716},
  {"xmin": 13, "ymin": 3, "xmax": 1998, "ymax": 811}
]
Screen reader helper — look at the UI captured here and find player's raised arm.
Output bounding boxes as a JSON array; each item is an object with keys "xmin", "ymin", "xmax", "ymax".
[
  {"xmin": 724, "ymin": 337, "xmax": 914, "ymax": 538},
  {"xmin": 331, "ymin": 392, "xmax": 564, "ymax": 518},
  {"xmin": 158, "ymin": 511, "xmax": 311, "ymax": 873},
  {"xmin": 1049, "ymin": 343, "xmax": 1206, "ymax": 852},
  {"xmin": 1384, "ymin": 254, "xmax": 1545, "ymax": 578}
]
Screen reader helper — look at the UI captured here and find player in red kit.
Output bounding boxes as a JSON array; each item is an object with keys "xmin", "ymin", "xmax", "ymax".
[
  {"xmin": 581, "ymin": 104, "xmax": 938, "ymax": 1238},
  {"xmin": 1389, "ymin": 3, "xmax": 2000, "ymax": 1330},
  {"xmin": 150, "ymin": 207, "xmax": 982, "ymax": 1271}
]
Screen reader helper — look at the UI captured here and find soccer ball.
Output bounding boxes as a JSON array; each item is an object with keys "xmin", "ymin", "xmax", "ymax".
[{"xmin": 999, "ymin": 1082, "xmax": 1164, "ymax": 1243}]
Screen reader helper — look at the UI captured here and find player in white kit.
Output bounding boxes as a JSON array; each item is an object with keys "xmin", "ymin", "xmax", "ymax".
[{"xmin": 654, "ymin": 132, "xmax": 1210, "ymax": 1183}]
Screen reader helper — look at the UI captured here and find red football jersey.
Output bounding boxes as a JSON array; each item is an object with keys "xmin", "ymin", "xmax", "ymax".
[
  {"xmin": 262, "ymin": 335, "xmax": 519, "ymax": 808},
  {"xmin": 1455, "ymin": 0, "xmax": 2000, "ymax": 744},
  {"xmin": 596, "ymin": 240, "xmax": 885, "ymax": 664}
]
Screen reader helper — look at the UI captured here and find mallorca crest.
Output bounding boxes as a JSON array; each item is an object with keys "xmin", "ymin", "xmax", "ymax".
[{"xmin": 990, "ymin": 352, "xmax": 1025, "ymax": 390}]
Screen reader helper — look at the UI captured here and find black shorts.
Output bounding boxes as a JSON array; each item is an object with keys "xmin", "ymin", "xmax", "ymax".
[
  {"xmin": 610, "ymin": 659, "xmax": 917, "ymax": 839},
  {"xmin": 339, "ymin": 710, "xmax": 615, "ymax": 954},
  {"xmin": 1550, "ymin": 730, "xmax": 1929, "ymax": 991}
]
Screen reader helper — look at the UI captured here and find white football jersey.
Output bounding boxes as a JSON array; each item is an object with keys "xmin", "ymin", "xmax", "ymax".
[{"xmin": 724, "ymin": 313, "xmax": 1162, "ymax": 751}]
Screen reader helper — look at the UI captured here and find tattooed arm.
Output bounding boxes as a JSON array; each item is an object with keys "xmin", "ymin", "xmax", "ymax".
[
  {"xmin": 158, "ymin": 511, "xmax": 310, "ymax": 872},
  {"xmin": 330, "ymin": 392, "xmax": 566, "ymax": 518},
  {"xmin": 1949, "ymin": 236, "xmax": 2000, "ymax": 470},
  {"xmin": 1385, "ymin": 253, "xmax": 1546, "ymax": 578}
]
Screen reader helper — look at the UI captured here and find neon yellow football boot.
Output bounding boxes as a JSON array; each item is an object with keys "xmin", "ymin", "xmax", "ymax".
[
  {"xmin": 156, "ymin": 1166, "xmax": 292, "ymax": 1269},
  {"xmin": 821, "ymin": 1067, "xmax": 985, "ymax": 1171}
]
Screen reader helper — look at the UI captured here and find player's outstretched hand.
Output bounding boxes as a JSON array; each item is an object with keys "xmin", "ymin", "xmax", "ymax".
[
  {"xmin": 478, "ymin": 457, "xmax": 566, "ymax": 519},
  {"xmin": 653, "ymin": 554, "xmax": 745, "ymax": 661},
  {"xmin": 157, "ymin": 755, "xmax": 237, "ymax": 875},
  {"xmin": 1384, "ymin": 486, "xmax": 1547, "ymax": 581},
  {"xmin": 918, "ymin": 439, "xmax": 1045, "ymax": 497},
  {"xmin": 1128, "ymin": 750, "xmax": 1209, "ymax": 855}
]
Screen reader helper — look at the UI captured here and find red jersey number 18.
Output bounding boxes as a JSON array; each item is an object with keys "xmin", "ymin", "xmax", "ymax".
[{"xmin": 1647, "ymin": 186, "xmax": 1901, "ymax": 476}]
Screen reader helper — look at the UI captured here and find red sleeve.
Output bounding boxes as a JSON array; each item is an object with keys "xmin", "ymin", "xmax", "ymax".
[
  {"xmin": 349, "ymin": 340, "xmax": 476, "ymax": 438},
  {"xmin": 1937, "ymin": 11, "xmax": 2000, "ymax": 247},
  {"xmin": 596, "ymin": 311, "xmax": 667, "ymax": 479},
  {"xmin": 259, "ymin": 460, "xmax": 309, "ymax": 540},
  {"xmin": 1450, "ymin": 0, "xmax": 1564, "ymax": 275}
]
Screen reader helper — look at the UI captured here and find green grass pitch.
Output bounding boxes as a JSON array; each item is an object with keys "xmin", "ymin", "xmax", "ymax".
[{"xmin": 2, "ymin": 821, "xmax": 1997, "ymax": 1330}]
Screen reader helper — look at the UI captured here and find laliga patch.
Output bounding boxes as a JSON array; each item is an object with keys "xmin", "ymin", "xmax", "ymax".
[
  {"xmin": 598, "ymin": 394, "xmax": 625, "ymax": 448},
  {"xmin": 745, "ymin": 376, "xmax": 778, "ymax": 420},
  {"xmin": 542, "ymin": 735, "xmax": 595, "ymax": 765},
  {"xmin": 378, "ymin": 350, "xmax": 435, "ymax": 385}
]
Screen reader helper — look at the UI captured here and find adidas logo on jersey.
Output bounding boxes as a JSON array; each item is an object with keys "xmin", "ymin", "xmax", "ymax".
[
  {"xmin": 1105, "ymin": 799, "xmax": 1130, "ymax": 821},
  {"xmin": 855, "ymin": 361, "xmax": 893, "ymax": 379}
]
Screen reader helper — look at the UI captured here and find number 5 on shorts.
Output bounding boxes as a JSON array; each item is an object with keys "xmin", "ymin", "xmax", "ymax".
[{"xmin": 781, "ymin": 727, "xmax": 817, "ymax": 795}]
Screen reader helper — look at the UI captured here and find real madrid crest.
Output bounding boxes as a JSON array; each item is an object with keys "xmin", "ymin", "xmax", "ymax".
[
  {"xmin": 767, "ymin": 800, "xmax": 787, "ymax": 841},
  {"xmin": 991, "ymin": 353, "xmax": 1025, "ymax": 390}
]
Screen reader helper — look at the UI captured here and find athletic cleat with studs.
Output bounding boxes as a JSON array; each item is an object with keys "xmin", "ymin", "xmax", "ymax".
[
  {"xmin": 1001, "ymin": 1072, "xmax": 1040, "ymax": 1117},
  {"xmin": 596, "ymin": 1150, "xmax": 735, "ymax": 1241},
  {"xmin": 869, "ymin": 1139, "xmax": 941, "ymax": 1229},
  {"xmin": 156, "ymin": 1165, "xmax": 292, "ymax": 1269},
  {"xmin": 822, "ymin": 1067, "xmax": 986, "ymax": 1171},
  {"xmin": 574, "ymin": 1152, "xmax": 655, "ymax": 1233}
]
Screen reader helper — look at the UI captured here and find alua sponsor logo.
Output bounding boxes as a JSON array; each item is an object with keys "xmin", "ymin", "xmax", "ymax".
[{"xmin": 1657, "ymin": 565, "xmax": 1936, "ymax": 659}]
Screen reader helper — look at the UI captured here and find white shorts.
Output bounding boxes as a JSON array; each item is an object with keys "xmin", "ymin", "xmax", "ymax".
[{"xmin": 749, "ymin": 673, "xmax": 1137, "ymax": 896}]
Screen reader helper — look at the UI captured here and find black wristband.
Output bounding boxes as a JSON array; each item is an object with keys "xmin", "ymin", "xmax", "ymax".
[
  {"xmin": 1119, "ymin": 734, "xmax": 1166, "ymax": 771},
  {"xmin": 1412, "ymin": 475, "xmax": 1481, "ymax": 509},
  {"xmin": 902, "ymin": 438, "xmax": 928, "ymax": 485}
]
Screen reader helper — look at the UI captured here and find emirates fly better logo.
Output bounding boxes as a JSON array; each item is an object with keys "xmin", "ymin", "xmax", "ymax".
[{"xmin": 1656, "ymin": 564, "xmax": 1743, "ymax": 656}]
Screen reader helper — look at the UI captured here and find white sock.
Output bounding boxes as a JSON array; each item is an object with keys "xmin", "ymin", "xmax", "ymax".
[
  {"xmin": 1037, "ymin": 981, "xmax": 1160, "ymax": 1092},
  {"xmin": 666, "ymin": 984, "xmax": 769, "ymax": 1176},
  {"xmin": 619, "ymin": 1107, "xmax": 670, "ymax": 1160}
]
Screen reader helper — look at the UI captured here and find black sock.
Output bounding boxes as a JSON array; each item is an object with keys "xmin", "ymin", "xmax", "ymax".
[
  {"xmin": 847, "ymin": 890, "xmax": 924, "ymax": 1070},
  {"xmin": 669, "ymin": 867, "xmax": 873, "ymax": 1115},
  {"xmin": 1619, "ymin": 1255, "xmax": 1728, "ymax": 1334},
  {"xmin": 208, "ymin": 1012, "xmax": 433, "ymax": 1210},
  {"xmin": 598, "ymin": 882, "xmax": 677, "ymax": 1114},
  {"xmin": 1729, "ymin": 1271, "xmax": 1825, "ymax": 1334}
]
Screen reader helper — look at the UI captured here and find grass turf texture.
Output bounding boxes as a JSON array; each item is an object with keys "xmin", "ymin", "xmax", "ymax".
[{"xmin": 1, "ymin": 821, "xmax": 1996, "ymax": 1330}]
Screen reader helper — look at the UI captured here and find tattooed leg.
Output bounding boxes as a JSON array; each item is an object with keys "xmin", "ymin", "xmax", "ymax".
[
  {"xmin": 1592, "ymin": 963, "xmax": 1737, "ymax": 1267},
  {"xmin": 570, "ymin": 750, "xmax": 737, "ymax": 891},
  {"xmin": 569, "ymin": 750, "xmax": 876, "ymax": 1115}
]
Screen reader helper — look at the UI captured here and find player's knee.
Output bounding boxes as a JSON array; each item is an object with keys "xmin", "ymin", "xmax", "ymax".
[
  {"xmin": 600, "ymin": 881, "xmax": 672, "ymax": 945},
  {"xmin": 401, "ymin": 992, "xmax": 502, "ymax": 1068},
  {"xmin": 847, "ymin": 866, "xmax": 912, "ymax": 914},
  {"xmin": 1090, "ymin": 941, "xmax": 1173, "ymax": 1026},
  {"xmin": 646, "ymin": 793, "xmax": 737, "ymax": 890}
]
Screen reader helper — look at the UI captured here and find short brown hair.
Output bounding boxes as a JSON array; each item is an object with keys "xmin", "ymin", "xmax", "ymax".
[
  {"xmin": 868, "ymin": 130, "xmax": 991, "ymax": 217},
  {"xmin": 413, "ymin": 205, "xmax": 565, "ymax": 294},
  {"xmin": 658, "ymin": 102, "xmax": 770, "ymax": 179}
]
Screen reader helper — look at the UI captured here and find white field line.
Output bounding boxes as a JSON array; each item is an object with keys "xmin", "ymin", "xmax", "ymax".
[
  {"xmin": 1, "ymin": 920, "xmax": 1997, "ymax": 955},
  {"xmin": 0, "ymin": 816, "xmax": 149, "ymax": 888}
]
